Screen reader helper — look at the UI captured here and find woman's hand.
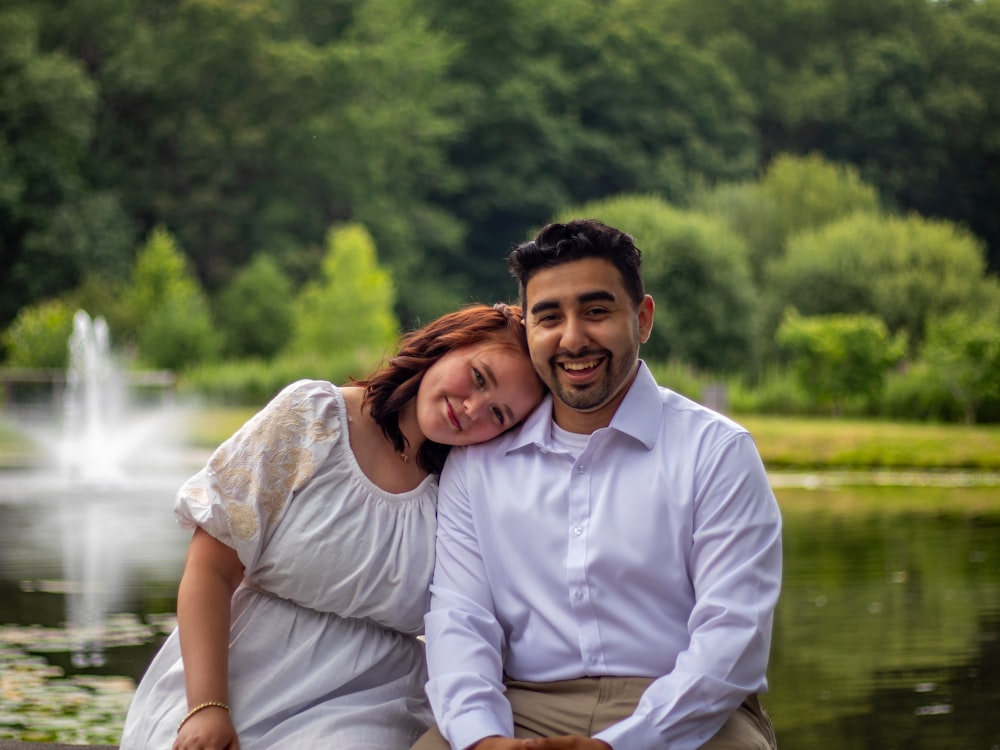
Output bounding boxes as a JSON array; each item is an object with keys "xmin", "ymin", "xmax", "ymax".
[{"xmin": 172, "ymin": 704, "xmax": 240, "ymax": 750}]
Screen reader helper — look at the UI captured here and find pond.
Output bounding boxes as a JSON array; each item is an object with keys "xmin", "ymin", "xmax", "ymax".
[{"xmin": 1, "ymin": 466, "xmax": 998, "ymax": 748}]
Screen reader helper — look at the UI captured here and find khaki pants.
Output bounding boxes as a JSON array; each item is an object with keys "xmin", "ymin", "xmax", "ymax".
[{"xmin": 412, "ymin": 676, "xmax": 776, "ymax": 749}]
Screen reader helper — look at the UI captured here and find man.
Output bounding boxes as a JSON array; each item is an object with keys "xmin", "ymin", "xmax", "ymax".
[{"xmin": 414, "ymin": 219, "xmax": 782, "ymax": 750}]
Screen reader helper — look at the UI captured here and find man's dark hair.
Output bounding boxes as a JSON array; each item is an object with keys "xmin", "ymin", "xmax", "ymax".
[{"xmin": 507, "ymin": 219, "xmax": 644, "ymax": 307}]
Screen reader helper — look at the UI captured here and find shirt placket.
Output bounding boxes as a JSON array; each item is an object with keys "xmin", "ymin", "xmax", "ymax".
[{"xmin": 566, "ymin": 447, "xmax": 604, "ymax": 673}]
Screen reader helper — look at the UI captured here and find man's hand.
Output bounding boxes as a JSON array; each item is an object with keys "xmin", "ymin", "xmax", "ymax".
[
  {"xmin": 524, "ymin": 738, "xmax": 612, "ymax": 750},
  {"xmin": 470, "ymin": 735, "xmax": 612, "ymax": 750},
  {"xmin": 468, "ymin": 738, "xmax": 528, "ymax": 750}
]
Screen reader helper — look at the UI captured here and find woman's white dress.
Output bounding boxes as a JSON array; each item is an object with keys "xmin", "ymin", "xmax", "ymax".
[{"xmin": 120, "ymin": 380, "xmax": 438, "ymax": 749}]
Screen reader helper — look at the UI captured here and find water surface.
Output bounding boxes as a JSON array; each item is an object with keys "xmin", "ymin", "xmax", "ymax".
[{"xmin": 1, "ymin": 475, "xmax": 998, "ymax": 748}]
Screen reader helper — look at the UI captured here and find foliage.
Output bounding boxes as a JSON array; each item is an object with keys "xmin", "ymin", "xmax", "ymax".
[
  {"xmin": 13, "ymin": 193, "xmax": 135, "ymax": 310},
  {"xmin": 125, "ymin": 226, "xmax": 220, "ymax": 370},
  {"xmin": 137, "ymin": 303, "xmax": 220, "ymax": 373},
  {"xmin": 180, "ymin": 347, "xmax": 382, "ymax": 407},
  {"xmin": 319, "ymin": 0, "xmax": 467, "ymax": 319},
  {"xmin": 645, "ymin": 360, "xmax": 710, "ymax": 404},
  {"xmin": 881, "ymin": 360, "xmax": 966, "ymax": 424},
  {"xmin": 0, "ymin": 298, "xmax": 76, "ymax": 368},
  {"xmin": 215, "ymin": 254, "xmax": 294, "ymax": 359},
  {"xmin": 287, "ymin": 223, "xmax": 398, "ymax": 363},
  {"xmin": 0, "ymin": 3, "xmax": 99, "ymax": 324},
  {"xmin": 777, "ymin": 310, "xmax": 907, "ymax": 415},
  {"xmin": 765, "ymin": 212, "xmax": 993, "ymax": 354},
  {"xmin": 0, "ymin": 643, "xmax": 134, "ymax": 745},
  {"xmin": 917, "ymin": 308, "xmax": 1000, "ymax": 423},
  {"xmin": 726, "ymin": 366, "xmax": 813, "ymax": 417},
  {"xmin": 556, "ymin": 194, "xmax": 757, "ymax": 372},
  {"xmin": 0, "ymin": 0, "xmax": 999, "ymax": 422},
  {"xmin": 693, "ymin": 153, "xmax": 882, "ymax": 283},
  {"xmin": 59, "ymin": 0, "xmax": 464, "ymax": 322},
  {"xmin": 664, "ymin": 0, "xmax": 1000, "ymax": 274},
  {"xmin": 419, "ymin": 0, "xmax": 760, "ymax": 302}
]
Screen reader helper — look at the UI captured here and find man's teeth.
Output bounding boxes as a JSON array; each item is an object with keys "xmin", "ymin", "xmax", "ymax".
[{"xmin": 563, "ymin": 360, "xmax": 599, "ymax": 371}]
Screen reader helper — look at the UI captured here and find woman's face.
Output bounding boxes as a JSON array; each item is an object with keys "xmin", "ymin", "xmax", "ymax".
[{"xmin": 416, "ymin": 343, "xmax": 543, "ymax": 446}]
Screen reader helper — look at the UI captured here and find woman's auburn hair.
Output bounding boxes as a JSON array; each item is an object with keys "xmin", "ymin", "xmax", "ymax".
[{"xmin": 358, "ymin": 303, "xmax": 530, "ymax": 474}]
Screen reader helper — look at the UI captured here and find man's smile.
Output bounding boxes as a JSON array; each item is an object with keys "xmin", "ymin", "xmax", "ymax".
[{"xmin": 561, "ymin": 359, "xmax": 602, "ymax": 372}]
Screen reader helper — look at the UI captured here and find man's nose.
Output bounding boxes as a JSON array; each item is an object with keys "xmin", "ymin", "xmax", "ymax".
[{"xmin": 560, "ymin": 316, "xmax": 589, "ymax": 352}]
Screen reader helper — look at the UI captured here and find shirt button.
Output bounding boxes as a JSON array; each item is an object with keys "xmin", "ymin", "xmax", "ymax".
[
  {"xmin": 573, "ymin": 526, "xmax": 583, "ymax": 536},
  {"xmin": 577, "ymin": 465, "xmax": 586, "ymax": 474},
  {"xmin": 574, "ymin": 590, "xmax": 583, "ymax": 600},
  {"xmin": 589, "ymin": 656, "xmax": 599, "ymax": 664}
]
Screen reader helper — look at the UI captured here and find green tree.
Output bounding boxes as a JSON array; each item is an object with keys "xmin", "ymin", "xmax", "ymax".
[
  {"xmin": 288, "ymin": 223, "xmax": 398, "ymax": 363},
  {"xmin": 215, "ymin": 254, "xmax": 295, "ymax": 360},
  {"xmin": 765, "ymin": 213, "xmax": 994, "ymax": 355},
  {"xmin": 14, "ymin": 192, "xmax": 135, "ymax": 302},
  {"xmin": 777, "ymin": 310, "xmax": 906, "ymax": 415},
  {"xmin": 0, "ymin": 3, "xmax": 98, "ymax": 326},
  {"xmin": 694, "ymin": 153, "xmax": 882, "ymax": 284},
  {"xmin": 919, "ymin": 308, "xmax": 1000, "ymax": 424},
  {"xmin": 125, "ymin": 226, "xmax": 220, "ymax": 370},
  {"xmin": 664, "ymin": 0, "xmax": 1000, "ymax": 273},
  {"xmin": 62, "ymin": 0, "xmax": 464, "ymax": 321},
  {"xmin": 422, "ymin": 0, "xmax": 759, "ymax": 304},
  {"xmin": 557, "ymin": 195, "xmax": 757, "ymax": 373},
  {"xmin": 315, "ymin": 0, "xmax": 466, "ymax": 318},
  {"xmin": 0, "ymin": 298, "xmax": 76, "ymax": 368}
]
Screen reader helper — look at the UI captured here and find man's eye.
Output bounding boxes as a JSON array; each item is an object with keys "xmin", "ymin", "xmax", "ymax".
[{"xmin": 491, "ymin": 406, "xmax": 504, "ymax": 425}]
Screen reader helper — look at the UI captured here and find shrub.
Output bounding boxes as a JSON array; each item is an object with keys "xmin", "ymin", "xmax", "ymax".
[{"xmin": 1, "ymin": 298, "xmax": 76, "ymax": 368}]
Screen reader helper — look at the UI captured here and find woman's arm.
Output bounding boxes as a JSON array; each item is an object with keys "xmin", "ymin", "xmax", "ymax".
[{"xmin": 173, "ymin": 526, "xmax": 245, "ymax": 750}]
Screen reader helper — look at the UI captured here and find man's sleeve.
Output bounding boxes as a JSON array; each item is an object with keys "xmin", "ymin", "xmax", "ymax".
[
  {"xmin": 424, "ymin": 447, "xmax": 514, "ymax": 750},
  {"xmin": 595, "ymin": 432, "xmax": 783, "ymax": 750}
]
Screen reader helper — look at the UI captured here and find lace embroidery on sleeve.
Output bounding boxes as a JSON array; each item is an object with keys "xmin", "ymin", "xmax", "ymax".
[{"xmin": 205, "ymin": 386, "xmax": 339, "ymax": 540}]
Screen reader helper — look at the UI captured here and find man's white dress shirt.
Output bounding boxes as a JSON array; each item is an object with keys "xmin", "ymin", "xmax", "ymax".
[{"xmin": 425, "ymin": 363, "xmax": 782, "ymax": 750}]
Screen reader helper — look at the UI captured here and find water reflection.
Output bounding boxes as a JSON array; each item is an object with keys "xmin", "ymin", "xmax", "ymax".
[
  {"xmin": 0, "ymin": 470, "xmax": 192, "ymax": 674},
  {"xmin": 770, "ymin": 486, "xmax": 1000, "ymax": 749}
]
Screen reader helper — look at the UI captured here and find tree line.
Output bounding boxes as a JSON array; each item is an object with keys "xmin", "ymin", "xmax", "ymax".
[{"xmin": 1, "ymin": 0, "xmax": 999, "ymax": 420}]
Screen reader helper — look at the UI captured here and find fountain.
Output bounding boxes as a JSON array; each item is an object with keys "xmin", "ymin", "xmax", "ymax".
[
  {"xmin": 0, "ymin": 311, "xmax": 194, "ymax": 669},
  {"xmin": 62, "ymin": 310, "xmax": 124, "ymax": 485}
]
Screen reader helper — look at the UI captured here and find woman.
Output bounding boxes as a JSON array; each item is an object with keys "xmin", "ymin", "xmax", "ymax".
[{"xmin": 120, "ymin": 303, "xmax": 544, "ymax": 750}]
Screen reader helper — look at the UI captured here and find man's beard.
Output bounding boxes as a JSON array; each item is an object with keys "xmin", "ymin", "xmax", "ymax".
[{"xmin": 545, "ymin": 347, "xmax": 635, "ymax": 413}]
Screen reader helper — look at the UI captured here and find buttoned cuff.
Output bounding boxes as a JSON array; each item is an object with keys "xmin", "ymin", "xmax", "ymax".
[
  {"xmin": 445, "ymin": 709, "xmax": 512, "ymax": 750},
  {"xmin": 594, "ymin": 713, "xmax": 663, "ymax": 750}
]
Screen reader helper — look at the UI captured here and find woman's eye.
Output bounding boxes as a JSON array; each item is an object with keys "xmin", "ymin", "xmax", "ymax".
[{"xmin": 473, "ymin": 368, "xmax": 485, "ymax": 388}]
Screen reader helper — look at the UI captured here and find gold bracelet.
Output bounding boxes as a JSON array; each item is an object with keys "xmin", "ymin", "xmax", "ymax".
[{"xmin": 177, "ymin": 701, "xmax": 231, "ymax": 733}]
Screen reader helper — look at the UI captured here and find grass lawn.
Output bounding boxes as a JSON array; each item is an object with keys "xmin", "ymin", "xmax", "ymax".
[{"xmin": 739, "ymin": 415, "xmax": 1000, "ymax": 470}]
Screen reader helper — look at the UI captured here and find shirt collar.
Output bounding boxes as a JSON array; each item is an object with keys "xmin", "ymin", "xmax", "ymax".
[{"xmin": 506, "ymin": 361, "xmax": 661, "ymax": 453}]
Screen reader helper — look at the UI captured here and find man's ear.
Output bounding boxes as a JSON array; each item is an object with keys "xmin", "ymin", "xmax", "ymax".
[{"xmin": 637, "ymin": 295, "xmax": 655, "ymax": 344}]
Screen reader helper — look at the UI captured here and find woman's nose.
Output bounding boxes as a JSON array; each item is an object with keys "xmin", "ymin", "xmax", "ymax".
[{"xmin": 464, "ymin": 392, "xmax": 488, "ymax": 420}]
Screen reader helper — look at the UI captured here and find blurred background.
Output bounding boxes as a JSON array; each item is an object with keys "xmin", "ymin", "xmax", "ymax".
[{"xmin": 0, "ymin": 0, "xmax": 998, "ymax": 746}]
